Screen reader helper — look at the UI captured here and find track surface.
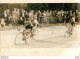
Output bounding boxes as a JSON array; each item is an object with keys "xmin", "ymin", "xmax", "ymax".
[{"xmin": 0, "ymin": 25, "xmax": 80, "ymax": 56}]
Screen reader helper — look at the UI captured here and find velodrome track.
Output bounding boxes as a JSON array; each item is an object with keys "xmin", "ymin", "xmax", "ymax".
[{"xmin": 0, "ymin": 25, "xmax": 80, "ymax": 56}]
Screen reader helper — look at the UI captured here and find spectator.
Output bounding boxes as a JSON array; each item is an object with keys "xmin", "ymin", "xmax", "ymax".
[
  {"xmin": 18, "ymin": 17, "xmax": 24, "ymax": 26},
  {"xmin": 37, "ymin": 10, "xmax": 41, "ymax": 23},
  {"xmin": 16, "ymin": 9, "xmax": 20, "ymax": 20},
  {"xmin": 49, "ymin": 10, "xmax": 53, "ymax": 23},
  {"xmin": 43, "ymin": 11, "xmax": 47, "ymax": 24},
  {"xmin": 63, "ymin": 11, "xmax": 67, "ymax": 24},
  {"xmin": 46, "ymin": 10, "xmax": 50, "ymax": 23},
  {"xmin": 0, "ymin": 17, "xmax": 5, "ymax": 27},
  {"xmin": 66, "ymin": 11, "xmax": 70, "ymax": 23},
  {"xmin": 75, "ymin": 10, "xmax": 79, "ymax": 22},
  {"xmin": 25, "ymin": 11, "xmax": 29, "ymax": 21},
  {"xmin": 57, "ymin": 11, "xmax": 62, "ymax": 24}
]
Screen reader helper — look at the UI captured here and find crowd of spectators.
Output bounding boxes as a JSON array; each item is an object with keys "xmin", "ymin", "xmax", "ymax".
[{"xmin": 0, "ymin": 8, "xmax": 80, "ymax": 27}]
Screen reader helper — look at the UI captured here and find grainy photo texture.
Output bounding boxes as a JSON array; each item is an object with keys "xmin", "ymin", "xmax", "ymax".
[{"xmin": 0, "ymin": 3, "xmax": 80, "ymax": 56}]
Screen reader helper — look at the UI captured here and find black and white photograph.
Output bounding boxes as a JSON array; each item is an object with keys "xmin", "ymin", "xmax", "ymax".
[{"xmin": 0, "ymin": 3, "xmax": 80, "ymax": 56}]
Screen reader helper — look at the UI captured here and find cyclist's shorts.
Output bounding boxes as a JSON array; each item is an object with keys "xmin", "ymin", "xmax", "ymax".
[{"xmin": 25, "ymin": 25, "xmax": 33, "ymax": 30}]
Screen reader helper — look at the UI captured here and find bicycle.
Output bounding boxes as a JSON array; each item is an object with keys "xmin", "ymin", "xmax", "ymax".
[
  {"xmin": 14, "ymin": 27, "xmax": 39, "ymax": 45},
  {"xmin": 64, "ymin": 23, "xmax": 73, "ymax": 37}
]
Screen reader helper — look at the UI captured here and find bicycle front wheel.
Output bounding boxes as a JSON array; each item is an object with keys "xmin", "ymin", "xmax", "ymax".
[{"xmin": 14, "ymin": 32, "xmax": 24, "ymax": 45}]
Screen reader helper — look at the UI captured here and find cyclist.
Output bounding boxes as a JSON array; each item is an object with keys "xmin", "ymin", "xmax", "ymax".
[
  {"xmin": 23, "ymin": 17, "xmax": 39, "ymax": 40},
  {"xmin": 66, "ymin": 16, "xmax": 75, "ymax": 36},
  {"xmin": 72, "ymin": 16, "xmax": 75, "ymax": 27}
]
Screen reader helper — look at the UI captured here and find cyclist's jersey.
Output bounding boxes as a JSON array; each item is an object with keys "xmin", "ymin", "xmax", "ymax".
[
  {"xmin": 31, "ymin": 19, "xmax": 39, "ymax": 26},
  {"xmin": 25, "ymin": 20, "xmax": 38, "ymax": 30},
  {"xmin": 69, "ymin": 17, "xmax": 75, "ymax": 26},
  {"xmin": 24, "ymin": 21, "xmax": 33, "ymax": 30},
  {"xmin": 25, "ymin": 24, "xmax": 33, "ymax": 30}
]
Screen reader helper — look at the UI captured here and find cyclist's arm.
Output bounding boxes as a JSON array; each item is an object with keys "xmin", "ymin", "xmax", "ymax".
[{"xmin": 29, "ymin": 20, "xmax": 33, "ymax": 27}]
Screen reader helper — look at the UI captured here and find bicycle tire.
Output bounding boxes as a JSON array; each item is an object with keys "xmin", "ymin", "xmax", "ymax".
[
  {"xmin": 64, "ymin": 30, "xmax": 71, "ymax": 37},
  {"xmin": 14, "ymin": 32, "xmax": 23, "ymax": 45},
  {"xmin": 14, "ymin": 31, "xmax": 32, "ymax": 45}
]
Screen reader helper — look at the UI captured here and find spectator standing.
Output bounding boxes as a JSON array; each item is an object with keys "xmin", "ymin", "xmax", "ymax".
[
  {"xmin": 46, "ymin": 10, "xmax": 50, "ymax": 23},
  {"xmin": 49, "ymin": 10, "xmax": 53, "ymax": 23},
  {"xmin": 66, "ymin": 11, "xmax": 70, "ymax": 23},
  {"xmin": 16, "ymin": 9, "xmax": 20, "ymax": 21},
  {"xmin": 43, "ymin": 11, "xmax": 47, "ymax": 24},
  {"xmin": 75, "ymin": 10, "xmax": 79, "ymax": 22},
  {"xmin": 0, "ymin": 17, "xmax": 5, "ymax": 27},
  {"xmin": 25, "ymin": 11, "xmax": 29, "ymax": 21},
  {"xmin": 63, "ymin": 11, "xmax": 67, "ymax": 24},
  {"xmin": 37, "ymin": 10, "xmax": 41, "ymax": 23}
]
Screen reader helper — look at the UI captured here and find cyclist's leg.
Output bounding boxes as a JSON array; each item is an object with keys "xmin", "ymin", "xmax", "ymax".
[
  {"xmin": 69, "ymin": 26, "xmax": 73, "ymax": 35},
  {"xmin": 23, "ymin": 29, "xmax": 27, "ymax": 40},
  {"xmin": 30, "ymin": 26, "xmax": 37, "ymax": 39},
  {"xmin": 70, "ymin": 22, "xmax": 74, "ymax": 35},
  {"xmin": 68, "ymin": 25, "xmax": 72, "ymax": 36},
  {"xmin": 71, "ymin": 26, "xmax": 73, "ymax": 34},
  {"xmin": 33, "ymin": 26, "xmax": 37, "ymax": 33},
  {"xmin": 30, "ymin": 29, "xmax": 34, "ymax": 39},
  {"xmin": 31, "ymin": 25, "xmax": 36, "ymax": 34},
  {"xmin": 68, "ymin": 26, "xmax": 71, "ymax": 34},
  {"xmin": 23, "ymin": 29, "xmax": 31, "ymax": 43}
]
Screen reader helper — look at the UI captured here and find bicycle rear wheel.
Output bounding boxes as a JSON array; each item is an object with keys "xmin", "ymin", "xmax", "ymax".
[
  {"xmin": 31, "ymin": 28, "xmax": 39, "ymax": 40},
  {"xmin": 34, "ymin": 28, "xmax": 39, "ymax": 35},
  {"xmin": 64, "ymin": 31, "xmax": 70, "ymax": 37}
]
